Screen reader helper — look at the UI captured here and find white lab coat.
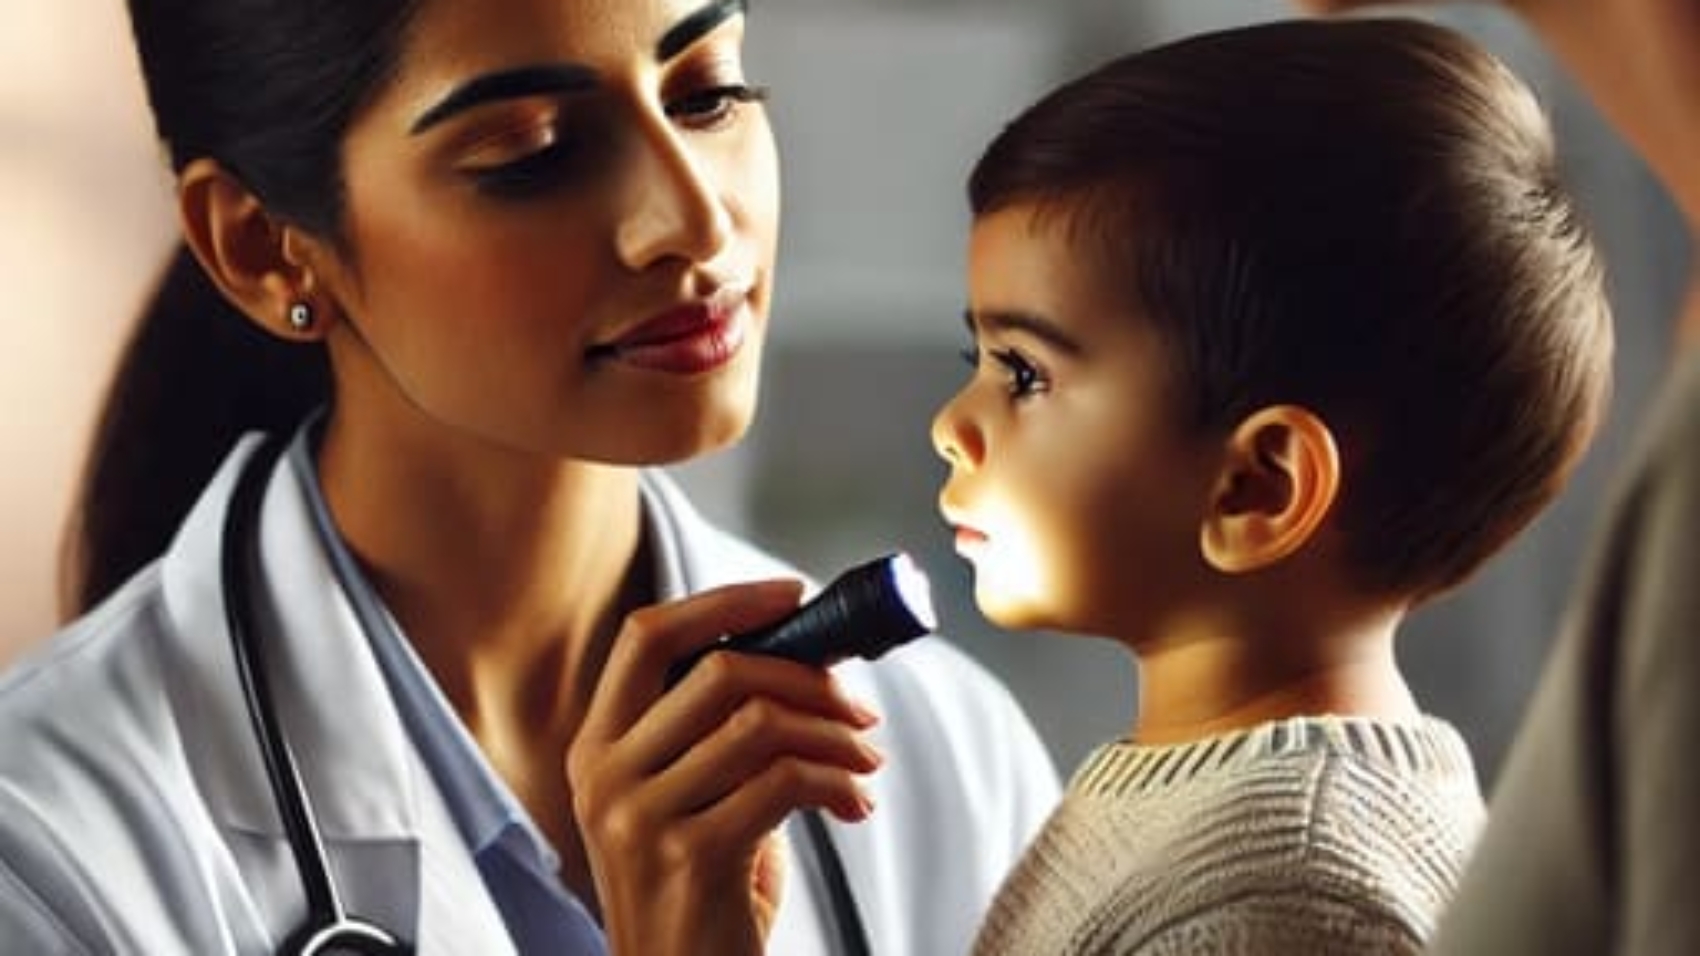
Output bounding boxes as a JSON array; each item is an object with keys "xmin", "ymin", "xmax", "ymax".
[{"xmin": 0, "ymin": 437, "xmax": 1059, "ymax": 955}]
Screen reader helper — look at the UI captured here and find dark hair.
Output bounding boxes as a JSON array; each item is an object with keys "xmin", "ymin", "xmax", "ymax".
[
  {"xmin": 968, "ymin": 17, "xmax": 1613, "ymax": 601},
  {"xmin": 61, "ymin": 0, "xmax": 422, "ymax": 616}
]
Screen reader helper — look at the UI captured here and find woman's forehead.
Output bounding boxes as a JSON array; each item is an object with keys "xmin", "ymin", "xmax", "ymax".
[
  {"xmin": 366, "ymin": 0, "xmax": 748, "ymax": 134},
  {"xmin": 396, "ymin": 0, "xmax": 746, "ymax": 70}
]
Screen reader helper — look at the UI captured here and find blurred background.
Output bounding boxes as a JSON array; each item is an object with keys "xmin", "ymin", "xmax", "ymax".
[{"xmin": 4, "ymin": 2, "xmax": 1689, "ymax": 785}]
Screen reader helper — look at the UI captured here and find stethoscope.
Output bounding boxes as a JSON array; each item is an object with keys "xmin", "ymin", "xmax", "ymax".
[{"xmin": 221, "ymin": 435, "xmax": 871, "ymax": 955}]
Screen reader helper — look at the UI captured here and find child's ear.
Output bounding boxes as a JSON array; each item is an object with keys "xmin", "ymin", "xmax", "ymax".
[
  {"xmin": 176, "ymin": 157, "xmax": 334, "ymax": 341},
  {"xmin": 1200, "ymin": 405, "xmax": 1340, "ymax": 573}
]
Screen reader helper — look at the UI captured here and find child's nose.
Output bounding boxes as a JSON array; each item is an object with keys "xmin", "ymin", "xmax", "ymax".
[{"xmin": 931, "ymin": 394, "xmax": 982, "ymax": 468}]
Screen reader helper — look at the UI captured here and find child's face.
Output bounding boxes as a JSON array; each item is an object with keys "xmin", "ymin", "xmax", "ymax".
[{"xmin": 932, "ymin": 205, "xmax": 1220, "ymax": 641}]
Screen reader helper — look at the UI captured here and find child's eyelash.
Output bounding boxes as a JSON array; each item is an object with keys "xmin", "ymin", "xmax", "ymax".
[
  {"xmin": 960, "ymin": 343, "xmax": 1050, "ymax": 399},
  {"xmin": 990, "ymin": 348, "xmax": 1048, "ymax": 398}
]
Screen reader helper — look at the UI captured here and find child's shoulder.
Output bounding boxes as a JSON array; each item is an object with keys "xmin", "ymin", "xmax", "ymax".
[
  {"xmin": 1072, "ymin": 715, "xmax": 1485, "ymax": 885},
  {"xmin": 1294, "ymin": 716, "xmax": 1486, "ymax": 890},
  {"xmin": 1054, "ymin": 716, "xmax": 1485, "ymax": 952}
]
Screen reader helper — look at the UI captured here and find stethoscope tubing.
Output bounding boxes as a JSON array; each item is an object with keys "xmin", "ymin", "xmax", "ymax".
[
  {"xmin": 224, "ymin": 431, "xmax": 868, "ymax": 955},
  {"xmin": 222, "ymin": 436, "xmax": 408, "ymax": 954}
]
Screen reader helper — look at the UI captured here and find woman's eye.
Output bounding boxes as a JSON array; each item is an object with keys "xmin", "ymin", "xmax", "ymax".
[
  {"xmin": 990, "ymin": 348, "xmax": 1049, "ymax": 399},
  {"xmin": 466, "ymin": 142, "xmax": 577, "ymax": 198},
  {"xmin": 666, "ymin": 83, "xmax": 769, "ymax": 131}
]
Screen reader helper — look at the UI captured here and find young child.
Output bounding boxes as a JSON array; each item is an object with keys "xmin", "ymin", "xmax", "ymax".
[{"xmin": 931, "ymin": 17, "xmax": 1613, "ymax": 955}]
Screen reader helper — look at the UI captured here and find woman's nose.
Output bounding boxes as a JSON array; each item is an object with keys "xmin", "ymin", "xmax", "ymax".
[
  {"xmin": 615, "ymin": 120, "xmax": 733, "ymax": 270},
  {"xmin": 931, "ymin": 393, "xmax": 982, "ymax": 469}
]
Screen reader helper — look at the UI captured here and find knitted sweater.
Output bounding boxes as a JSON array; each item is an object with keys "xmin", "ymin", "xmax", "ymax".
[{"xmin": 972, "ymin": 716, "xmax": 1484, "ymax": 955}]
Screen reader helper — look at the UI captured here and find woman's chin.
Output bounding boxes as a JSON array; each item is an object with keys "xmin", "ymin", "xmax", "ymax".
[
  {"xmin": 686, "ymin": 403, "xmax": 757, "ymax": 457},
  {"xmin": 628, "ymin": 390, "xmax": 759, "ymax": 464}
]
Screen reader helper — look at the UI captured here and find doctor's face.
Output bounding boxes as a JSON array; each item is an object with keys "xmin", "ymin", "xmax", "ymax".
[
  {"xmin": 932, "ymin": 206, "xmax": 1219, "ymax": 642},
  {"xmin": 313, "ymin": 0, "xmax": 779, "ymax": 464}
]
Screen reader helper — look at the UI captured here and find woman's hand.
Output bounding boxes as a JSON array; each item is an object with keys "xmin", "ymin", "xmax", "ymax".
[{"xmin": 569, "ymin": 579, "xmax": 884, "ymax": 956}]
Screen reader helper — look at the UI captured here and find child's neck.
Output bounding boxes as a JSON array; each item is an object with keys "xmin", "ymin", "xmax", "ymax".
[{"xmin": 1127, "ymin": 616, "xmax": 1420, "ymax": 747}]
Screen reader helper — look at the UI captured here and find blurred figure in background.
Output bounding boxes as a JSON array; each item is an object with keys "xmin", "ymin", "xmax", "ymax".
[{"xmin": 1298, "ymin": 1, "xmax": 1700, "ymax": 953}]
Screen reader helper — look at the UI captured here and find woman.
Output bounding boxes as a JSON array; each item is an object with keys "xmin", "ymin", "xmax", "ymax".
[{"xmin": 0, "ymin": 0, "xmax": 1058, "ymax": 953}]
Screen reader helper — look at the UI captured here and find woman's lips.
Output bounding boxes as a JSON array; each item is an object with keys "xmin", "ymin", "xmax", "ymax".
[{"xmin": 592, "ymin": 298, "xmax": 749, "ymax": 374}]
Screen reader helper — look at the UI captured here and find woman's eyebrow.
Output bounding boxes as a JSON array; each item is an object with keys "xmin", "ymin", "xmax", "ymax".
[
  {"xmin": 410, "ymin": 64, "xmax": 597, "ymax": 135},
  {"xmin": 409, "ymin": 0, "xmax": 746, "ymax": 136},
  {"xmin": 658, "ymin": 0, "xmax": 747, "ymax": 62}
]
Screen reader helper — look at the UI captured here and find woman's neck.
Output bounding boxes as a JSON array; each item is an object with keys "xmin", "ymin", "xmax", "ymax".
[{"xmin": 316, "ymin": 414, "xmax": 649, "ymax": 742}]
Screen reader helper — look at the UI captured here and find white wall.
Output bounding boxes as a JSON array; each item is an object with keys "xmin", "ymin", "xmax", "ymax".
[{"xmin": 0, "ymin": 5, "xmax": 175, "ymax": 663}]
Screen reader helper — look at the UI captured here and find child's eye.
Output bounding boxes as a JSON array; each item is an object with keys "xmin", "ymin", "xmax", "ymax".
[
  {"xmin": 666, "ymin": 83, "xmax": 770, "ymax": 131},
  {"xmin": 990, "ymin": 348, "xmax": 1049, "ymax": 400}
]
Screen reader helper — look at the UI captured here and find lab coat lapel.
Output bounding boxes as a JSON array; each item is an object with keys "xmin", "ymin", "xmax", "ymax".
[{"xmin": 160, "ymin": 437, "xmax": 513, "ymax": 951}]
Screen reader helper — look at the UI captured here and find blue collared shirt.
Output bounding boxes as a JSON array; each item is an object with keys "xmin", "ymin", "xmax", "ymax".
[{"xmin": 289, "ymin": 428, "xmax": 608, "ymax": 954}]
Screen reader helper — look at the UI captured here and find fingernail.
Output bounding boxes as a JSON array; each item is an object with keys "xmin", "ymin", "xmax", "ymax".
[
  {"xmin": 849, "ymin": 698, "xmax": 881, "ymax": 728},
  {"xmin": 857, "ymin": 791, "xmax": 877, "ymax": 817},
  {"xmin": 839, "ymin": 789, "xmax": 876, "ymax": 822}
]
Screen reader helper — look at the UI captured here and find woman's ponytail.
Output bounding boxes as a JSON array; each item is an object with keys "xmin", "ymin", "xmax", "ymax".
[
  {"xmin": 60, "ymin": 242, "xmax": 328, "ymax": 616},
  {"xmin": 63, "ymin": 0, "xmax": 422, "ymax": 616}
]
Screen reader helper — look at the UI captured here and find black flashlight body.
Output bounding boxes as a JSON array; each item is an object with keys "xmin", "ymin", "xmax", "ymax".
[{"xmin": 667, "ymin": 552, "xmax": 936, "ymax": 686}]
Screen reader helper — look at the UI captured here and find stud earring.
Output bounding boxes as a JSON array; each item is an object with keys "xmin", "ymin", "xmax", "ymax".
[{"xmin": 287, "ymin": 302, "xmax": 313, "ymax": 332}]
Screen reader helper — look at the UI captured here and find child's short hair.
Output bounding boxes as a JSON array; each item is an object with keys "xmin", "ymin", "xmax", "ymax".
[{"xmin": 968, "ymin": 17, "xmax": 1613, "ymax": 601}]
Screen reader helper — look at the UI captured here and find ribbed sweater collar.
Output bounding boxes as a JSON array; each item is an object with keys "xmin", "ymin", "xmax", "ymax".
[{"xmin": 1072, "ymin": 715, "xmax": 1474, "ymax": 798}]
